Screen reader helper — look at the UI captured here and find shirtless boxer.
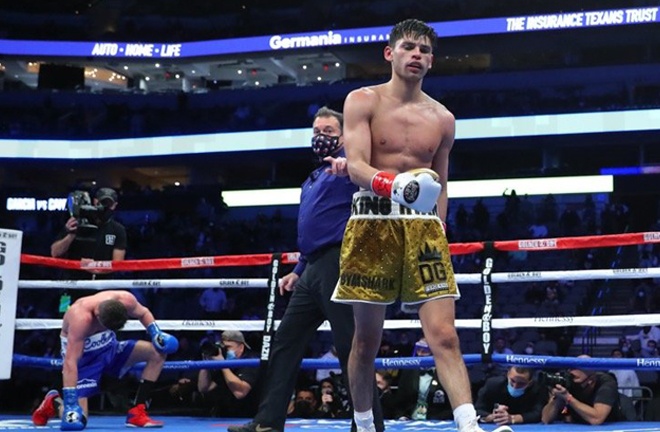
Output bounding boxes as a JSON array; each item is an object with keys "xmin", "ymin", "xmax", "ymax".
[
  {"xmin": 32, "ymin": 290, "xmax": 178, "ymax": 430},
  {"xmin": 332, "ymin": 19, "xmax": 512, "ymax": 432}
]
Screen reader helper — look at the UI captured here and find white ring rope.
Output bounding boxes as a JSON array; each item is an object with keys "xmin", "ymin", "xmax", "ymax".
[
  {"xmin": 17, "ymin": 279, "xmax": 269, "ymax": 289},
  {"xmin": 16, "ymin": 267, "xmax": 660, "ymax": 290},
  {"xmin": 16, "ymin": 313, "xmax": 660, "ymax": 332}
]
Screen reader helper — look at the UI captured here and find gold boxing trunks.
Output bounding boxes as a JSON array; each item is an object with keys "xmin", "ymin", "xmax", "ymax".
[{"xmin": 332, "ymin": 191, "xmax": 460, "ymax": 308}]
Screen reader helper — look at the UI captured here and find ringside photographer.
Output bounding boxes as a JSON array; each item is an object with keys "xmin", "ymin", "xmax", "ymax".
[
  {"xmin": 541, "ymin": 355, "xmax": 632, "ymax": 425},
  {"xmin": 197, "ymin": 331, "xmax": 259, "ymax": 418},
  {"xmin": 51, "ymin": 187, "xmax": 126, "ymax": 280}
]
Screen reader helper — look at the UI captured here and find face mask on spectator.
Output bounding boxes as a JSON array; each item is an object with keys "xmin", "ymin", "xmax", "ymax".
[
  {"xmin": 507, "ymin": 383, "xmax": 526, "ymax": 398},
  {"xmin": 295, "ymin": 400, "xmax": 315, "ymax": 418},
  {"xmin": 226, "ymin": 349, "xmax": 237, "ymax": 360}
]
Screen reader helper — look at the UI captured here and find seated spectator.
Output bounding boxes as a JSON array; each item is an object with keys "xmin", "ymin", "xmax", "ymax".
[
  {"xmin": 541, "ymin": 355, "xmax": 628, "ymax": 425},
  {"xmin": 494, "ymin": 337, "xmax": 513, "ymax": 355},
  {"xmin": 393, "ymin": 339, "xmax": 452, "ymax": 421},
  {"xmin": 608, "ymin": 349, "xmax": 641, "ymax": 401},
  {"xmin": 617, "ymin": 337, "xmax": 635, "ymax": 358},
  {"xmin": 288, "ymin": 388, "xmax": 319, "ymax": 419},
  {"xmin": 534, "ymin": 333, "xmax": 558, "ymax": 356},
  {"xmin": 541, "ymin": 285, "xmax": 561, "ymax": 308},
  {"xmin": 317, "ymin": 377, "xmax": 349, "ymax": 419},
  {"xmin": 629, "ymin": 279, "xmax": 654, "ymax": 313},
  {"xmin": 476, "ymin": 366, "xmax": 547, "ymax": 426},
  {"xmin": 199, "ymin": 287, "xmax": 228, "ymax": 319},
  {"xmin": 641, "ymin": 339, "xmax": 660, "ymax": 358},
  {"xmin": 375, "ymin": 371, "xmax": 397, "ymax": 420},
  {"xmin": 522, "ymin": 342, "xmax": 536, "ymax": 355},
  {"xmin": 197, "ymin": 330, "xmax": 259, "ymax": 418},
  {"xmin": 631, "ymin": 325, "xmax": 660, "ymax": 347}
]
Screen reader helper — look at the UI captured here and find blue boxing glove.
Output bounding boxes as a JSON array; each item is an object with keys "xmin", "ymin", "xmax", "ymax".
[
  {"xmin": 146, "ymin": 322, "xmax": 179, "ymax": 354},
  {"xmin": 61, "ymin": 387, "xmax": 86, "ymax": 431}
]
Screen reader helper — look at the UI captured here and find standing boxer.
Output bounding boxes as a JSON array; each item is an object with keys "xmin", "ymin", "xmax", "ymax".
[{"xmin": 333, "ymin": 18, "xmax": 512, "ymax": 432}]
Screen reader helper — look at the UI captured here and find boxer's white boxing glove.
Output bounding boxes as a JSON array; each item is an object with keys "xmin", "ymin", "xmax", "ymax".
[{"xmin": 371, "ymin": 168, "xmax": 442, "ymax": 213}]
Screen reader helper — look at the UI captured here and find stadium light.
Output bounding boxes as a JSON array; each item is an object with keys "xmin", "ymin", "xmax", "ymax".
[{"xmin": 222, "ymin": 175, "xmax": 614, "ymax": 207}]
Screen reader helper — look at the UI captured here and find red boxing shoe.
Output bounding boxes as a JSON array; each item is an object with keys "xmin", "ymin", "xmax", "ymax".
[
  {"xmin": 32, "ymin": 389, "xmax": 61, "ymax": 426},
  {"xmin": 125, "ymin": 404, "xmax": 164, "ymax": 428}
]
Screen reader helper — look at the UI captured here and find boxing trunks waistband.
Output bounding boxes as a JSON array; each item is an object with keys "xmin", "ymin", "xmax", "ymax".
[
  {"xmin": 61, "ymin": 330, "xmax": 115, "ymax": 356},
  {"xmin": 351, "ymin": 191, "xmax": 437, "ymax": 218}
]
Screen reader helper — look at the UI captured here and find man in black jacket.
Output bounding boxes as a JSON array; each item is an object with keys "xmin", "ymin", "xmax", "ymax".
[
  {"xmin": 476, "ymin": 366, "xmax": 547, "ymax": 427},
  {"xmin": 394, "ymin": 339, "xmax": 453, "ymax": 421}
]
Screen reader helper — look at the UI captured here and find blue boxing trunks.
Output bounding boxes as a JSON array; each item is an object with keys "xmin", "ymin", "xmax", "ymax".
[{"xmin": 61, "ymin": 330, "xmax": 136, "ymax": 397}]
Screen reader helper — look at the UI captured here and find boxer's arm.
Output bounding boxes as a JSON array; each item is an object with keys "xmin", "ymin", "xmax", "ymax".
[
  {"xmin": 125, "ymin": 292, "xmax": 179, "ymax": 353},
  {"xmin": 431, "ymin": 109, "xmax": 455, "ymax": 222},
  {"xmin": 62, "ymin": 327, "xmax": 86, "ymax": 388},
  {"xmin": 344, "ymin": 89, "xmax": 379, "ymax": 189},
  {"xmin": 117, "ymin": 291, "xmax": 155, "ymax": 327}
]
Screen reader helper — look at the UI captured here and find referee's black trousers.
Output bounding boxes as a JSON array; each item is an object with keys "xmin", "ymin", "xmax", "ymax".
[{"xmin": 254, "ymin": 244, "xmax": 385, "ymax": 431}]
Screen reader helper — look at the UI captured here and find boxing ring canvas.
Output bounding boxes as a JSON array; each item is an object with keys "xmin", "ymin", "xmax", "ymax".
[{"xmin": 0, "ymin": 417, "xmax": 659, "ymax": 431}]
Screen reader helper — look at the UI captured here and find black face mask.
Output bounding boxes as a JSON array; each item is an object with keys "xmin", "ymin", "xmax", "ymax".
[
  {"xmin": 94, "ymin": 206, "xmax": 114, "ymax": 224},
  {"xmin": 311, "ymin": 133, "xmax": 341, "ymax": 158},
  {"xmin": 294, "ymin": 400, "xmax": 315, "ymax": 418}
]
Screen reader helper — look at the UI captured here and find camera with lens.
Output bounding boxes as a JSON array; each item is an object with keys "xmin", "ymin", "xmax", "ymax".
[
  {"xmin": 200, "ymin": 340, "xmax": 226, "ymax": 359},
  {"xmin": 538, "ymin": 371, "xmax": 572, "ymax": 388},
  {"xmin": 67, "ymin": 190, "xmax": 105, "ymax": 237}
]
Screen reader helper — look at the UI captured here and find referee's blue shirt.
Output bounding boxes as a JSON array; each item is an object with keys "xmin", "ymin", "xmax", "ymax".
[{"xmin": 294, "ymin": 152, "xmax": 358, "ymax": 275}]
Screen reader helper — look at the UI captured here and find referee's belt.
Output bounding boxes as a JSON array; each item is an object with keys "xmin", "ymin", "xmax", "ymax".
[{"xmin": 351, "ymin": 191, "xmax": 438, "ymax": 217}]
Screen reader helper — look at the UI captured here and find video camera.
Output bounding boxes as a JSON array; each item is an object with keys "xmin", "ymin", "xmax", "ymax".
[
  {"xmin": 200, "ymin": 340, "xmax": 227, "ymax": 359},
  {"xmin": 67, "ymin": 191, "xmax": 103, "ymax": 237},
  {"xmin": 67, "ymin": 190, "xmax": 106, "ymax": 219},
  {"xmin": 67, "ymin": 189, "xmax": 115, "ymax": 237},
  {"xmin": 538, "ymin": 371, "xmax": 572, "ymax": 388}
]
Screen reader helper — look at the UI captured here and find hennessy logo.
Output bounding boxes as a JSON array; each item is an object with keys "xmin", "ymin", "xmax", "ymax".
[{"xmin": 418, "ymin": 243, "xmax": 441, "ymax": 262}]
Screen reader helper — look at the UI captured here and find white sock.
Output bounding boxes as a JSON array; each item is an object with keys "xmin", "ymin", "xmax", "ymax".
[
  {"xmin": 453, "ymin": 403, "xmax": 477, "ymax": 428},
  {"xmin": 354, "ymin": 409, "xmax": 374, "ymax": 429}
]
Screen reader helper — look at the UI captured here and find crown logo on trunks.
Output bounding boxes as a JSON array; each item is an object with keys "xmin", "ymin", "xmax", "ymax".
[{"xmin": 418, "ymin": 243, "xmax": 442, "ymax": 262}]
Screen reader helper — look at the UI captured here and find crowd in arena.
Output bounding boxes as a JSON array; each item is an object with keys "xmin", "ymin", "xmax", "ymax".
[
  {"xmin": 4, "ymin": 185, "xmax": 660, "ymax": 422},
  {"xmin": 1, "ymin": 76, "xmax": 658, "ymax": 140}
]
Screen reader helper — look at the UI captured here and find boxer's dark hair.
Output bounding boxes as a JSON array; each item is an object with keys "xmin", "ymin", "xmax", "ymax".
[
  {"xmin": 389, "ymin": 19, "xmax": 437, "ymax": 49},
  {"xmin": 98, "ymin": 299, "xmax": 128, "ymax": 331},
  {"xmin": 313, "ymin": 106, "xmax": 343, "ymax": 130}
]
